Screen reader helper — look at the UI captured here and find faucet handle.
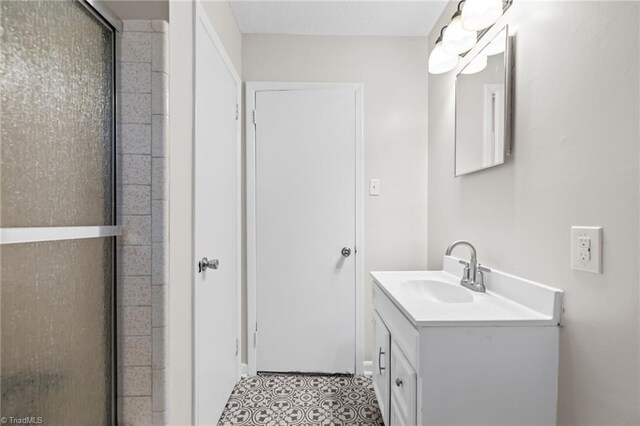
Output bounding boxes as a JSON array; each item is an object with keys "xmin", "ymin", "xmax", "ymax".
[
  {"xmin": 478, "ymin": 264, "xmax": 491, "ymax": 273},
  {"xmin": 476, "ymin": 264, "xmax": 490, "ymax": 290},
  {"xmin": 459, "ymin": 260, "xmax": 470, "ymax": 267}
]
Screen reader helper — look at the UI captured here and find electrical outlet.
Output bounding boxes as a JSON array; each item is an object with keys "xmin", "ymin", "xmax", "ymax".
[
  {"xmin": 369, "ymin": 179, "xmax": 380, "ymax": 196},
  {"xmin": 571, "ymin": 226, "xmax": 602, "ymax": 273},
  {"xmin": 577, "ymin": 247, "xmax": 590, "ymax": 262},
  {"xmin": 578, "ymin": 236, "xmax": 590, "ymax": 249}
]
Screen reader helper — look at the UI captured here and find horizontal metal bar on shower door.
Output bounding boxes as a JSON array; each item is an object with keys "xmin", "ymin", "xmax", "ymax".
[{"xmin": 0, "ymin": 226, "xmax": 122, "ymax": 245}]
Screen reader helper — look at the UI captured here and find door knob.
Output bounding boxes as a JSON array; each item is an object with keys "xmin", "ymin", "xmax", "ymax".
[
  {"xmin": 341, "ymin": 247, "xmax": 351, "ymax": 257},
  {"xmin": 395, "ymin": 378, "xmax": 403, "ymax": 387},
  {"xmin": 198, "ymin": 257, "xmax": 219, "ymax": 273}
]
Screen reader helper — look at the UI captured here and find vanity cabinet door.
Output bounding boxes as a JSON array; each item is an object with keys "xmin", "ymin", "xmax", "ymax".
[
  {"xmin": 373, "ymin": 312, "xmax": 391, "ymax": 425},
  {"xmin": 390, "ymin": 340, "xmax": 417, "ymax": 426}
]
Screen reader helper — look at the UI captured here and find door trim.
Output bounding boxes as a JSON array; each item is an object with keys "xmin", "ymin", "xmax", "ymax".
[
  {"xmin": 246, "ymin": 82, "xmax": 364, "ymax": 376},
  {"xmin": 193, "ymin": 1, "xmax": 242, "ymax": 421}
]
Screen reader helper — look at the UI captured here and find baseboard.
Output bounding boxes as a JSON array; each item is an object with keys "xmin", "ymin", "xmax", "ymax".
[
  {"xmin": 241, "ymin": 361, "xmax": 372, "ymax": 377},
  {"xmin": 363, "ymin": 361, "xmax": 373, "ymax": 376}
]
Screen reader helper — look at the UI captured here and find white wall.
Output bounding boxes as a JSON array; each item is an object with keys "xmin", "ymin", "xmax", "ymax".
[
  {"xmin": 200, "ymin": 2, "xmax": 242, "ymax": 73},
  {"xmin": 242, "ymin": 34, "xmax": 429, "ymax": 362},
  {"xmin": 168, "ymin": 1, "xmax": 241, "ymax": 424},
  {"xmin": 428, "ymin": 2, "xmax": 639, "ymax": 425}
]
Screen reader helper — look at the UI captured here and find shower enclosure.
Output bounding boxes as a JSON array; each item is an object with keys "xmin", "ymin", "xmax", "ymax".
[{"xmin": 0, "ymin": 1, "xmax": 121, "ymax": 424}]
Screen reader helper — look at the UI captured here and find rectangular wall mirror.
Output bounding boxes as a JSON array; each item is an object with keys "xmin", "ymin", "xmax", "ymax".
[{"xmin": 455, "ymin": 26, "xmax": 513, "ymax": 177}]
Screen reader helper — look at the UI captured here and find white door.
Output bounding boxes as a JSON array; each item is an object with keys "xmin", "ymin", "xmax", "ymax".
[
  {"xmin": 252, "ymin": 86, "xmax": 361, "ymax": 373},
  {"xmin": 194, "ymin": 6, "xmax": 240, "ymax": 425}
]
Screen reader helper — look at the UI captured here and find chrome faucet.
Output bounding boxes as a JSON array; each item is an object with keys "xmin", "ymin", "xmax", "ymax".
[{"xmin": 445, "ymin": 240, "xmax": 490, "ymax": 293}]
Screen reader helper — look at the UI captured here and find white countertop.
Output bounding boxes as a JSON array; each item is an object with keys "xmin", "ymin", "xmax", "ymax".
[{"xmin": 371, "ymin": 256, "xmax": 563, "ymax": 327}]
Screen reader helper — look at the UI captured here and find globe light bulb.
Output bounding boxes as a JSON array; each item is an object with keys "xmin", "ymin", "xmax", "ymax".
[
  {"xmin": 443, "ymin": 12, "xmax": 477, "ymax": 55},
  {"xmin": 461, "ymin": 0, "xmax": 504, "ymax": 31},
  {"xmin": 428, "ymin": 38, "xmax": 460, "ymax": 74}
]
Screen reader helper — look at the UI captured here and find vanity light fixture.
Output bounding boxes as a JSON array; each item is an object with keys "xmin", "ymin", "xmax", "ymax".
[
  {"xmin": 428, "ymin": 0, "xmax": 511, "ymax": 75},
  {"xmin": 461, "ymin": 0, "xmax": 504, "ymax": 31},
  {"xmin": 428, "ymin": 27, "xmax": 460, "ymax": 74},
  {"xmin": 460, "ymin": 53, "xmax": 487, "ymax": 74},
  {"xmin": 442, "ymin": 1, "xmax": 477, "ymax": 55}
]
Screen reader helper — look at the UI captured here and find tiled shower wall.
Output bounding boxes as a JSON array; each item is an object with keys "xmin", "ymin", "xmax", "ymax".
[{"xmin": 117, "ymin": 20, "xmax": 169, "ymax": 426}]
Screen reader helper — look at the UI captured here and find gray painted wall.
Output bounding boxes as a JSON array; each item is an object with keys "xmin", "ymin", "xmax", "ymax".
[{"xmin": 428, "ymin": 2, "xmax": 639, "ymax": 424}]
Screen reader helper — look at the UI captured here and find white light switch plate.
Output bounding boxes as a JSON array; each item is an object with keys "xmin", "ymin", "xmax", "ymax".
[
  {"xmin": 571, "ymin": 226, "xmax": 602, "ymax": 273},
  {"xmin": 369, "ymin": 179, "xmax": 380, "ymax": 196}
]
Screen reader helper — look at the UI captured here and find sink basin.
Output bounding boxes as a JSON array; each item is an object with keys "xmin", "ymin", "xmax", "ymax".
[
  {"xmin": 371, "ymin": 257, "xmax": 564, "ymax": 326},
  {"xmin": 403, "ymin": 279, "xmax": 474, "ymax": 304}
]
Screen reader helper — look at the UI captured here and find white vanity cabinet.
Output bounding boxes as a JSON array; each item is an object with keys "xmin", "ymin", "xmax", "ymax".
[
  {"xmin": 371, "ymin": 256, "xmax": 563, "ymax": 426},
  {"xmin": 372, "ymin": 313, "xmax": 390, "ymax": 424},
  {"xmin": 389, "ymin": 340, "xmax": 417, "ymax": 426}
]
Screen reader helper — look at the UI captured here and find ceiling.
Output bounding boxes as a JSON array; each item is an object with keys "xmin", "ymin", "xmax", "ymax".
[{"xmin": 229, "ymin": 1, "xmax": 448, "ymax": 37}]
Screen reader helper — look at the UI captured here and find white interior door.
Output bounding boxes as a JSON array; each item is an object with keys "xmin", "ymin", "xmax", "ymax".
[
  {"xmin": 252, "ymin": 86, "xmax": 361, "ymax": 373},
  {"xmin": 194, "ymin": 6, "xmax": 240, "ymax": 424}
]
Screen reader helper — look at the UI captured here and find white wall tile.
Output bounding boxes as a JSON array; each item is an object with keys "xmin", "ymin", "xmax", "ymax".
[
  {"xmin": 151, "ymin": 200, "xmax": 168, "ymax": 243},
  {"xmin": 152, "ymin": 369, "xmax": 167, "ymax": 411},
  {"xmin": 123, "ymin": 155, "xmax": 152, "ymax": 185},
  {"xmin": 122, "ymin": 62, "xmax": 152, "ymax": 93},
  {"xmin": 151, "ymin": 115, "xmax": 167, "ymax": 157},
  {"xmin": 152, "ymin": 20, "xmax": 169, "ymax": 34},
  {"xmin": 123, "ymin": 306, "xmax": 152, "ymax": 336},
  {"xmin": 123, "ymin": 185, "xmax": 151, "ymax": 215},
  {"xmin": 123, "ymin": 215, "xmax": 152, "ymax": 246},
  {"xmin": 120, "ymin": 21, "xmax": 170, "ymax": 425},
  {"xmin": 152, "ymin": 285, "xmax": 167, "ymax": 327},
  {"xmin": 152, "ymin": 33, "xmax": 169, "ymax": 73},
  {"xmin": 122, "ymin": 32, "xmax": 153, "ymax": 63},
  {"xmin": 152, "ymin": 411, "xmax": 166, "ymax": 426},
  {"xmin": 122, "ymin": 124, "xmax": 151, "ymax": 154},
  {"xmin": 123, "ymin": 367, "xmax": 152, "ymax": 396},
  {"xmin": 151, "ymin": 243, "xmax": 167, "ymax": 285},
  {"xmin": 152, "ymin": 72, "xmax": 168, "ymax": 115},
  {"xmin": 123, "ymin": 336, "xmax": 152, "ymax": 366},
  {"xmin": 152, "ymin": 327, "xmax": 167, "ymax": 369},
  {"xmin": 122, "ymin": 246, "xmax": 151, "ymax": 276},
  {"xmin": 151, "ymin": 158, "xmax": 168, "ymax": 200},
  {"xmin": 122, "ymin": 275, "xmax": 152, "ymax": 306},
  {"xmin": 121, "ymin": 93, "xmax": 152, "ymax": 124},
  {"xmin": 122, "ymin": 397, "xmax": 152, "ymax": 426},
  {"xmin": 123, "ymin": 20, "xmax": 154, "ymax": 32}
]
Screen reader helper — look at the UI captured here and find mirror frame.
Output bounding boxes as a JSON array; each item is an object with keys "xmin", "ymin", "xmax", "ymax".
[{"xmin": 454, "ymin": 25, "xmax": 514, "ymax": 177}]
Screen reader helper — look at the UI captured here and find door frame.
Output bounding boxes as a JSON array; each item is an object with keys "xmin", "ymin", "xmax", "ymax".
[
  {"xmin": 246, "ymin": 82, "xmax": 364, "ymax": 376},
  {"xmin": 193, "ymin": 1, "xmax": 242, "ymax": 420}
]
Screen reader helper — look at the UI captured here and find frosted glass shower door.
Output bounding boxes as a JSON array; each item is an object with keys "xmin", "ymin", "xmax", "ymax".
[{"xmin": 0, "ymin": 1, "xmax": 119, "ymax": 425}]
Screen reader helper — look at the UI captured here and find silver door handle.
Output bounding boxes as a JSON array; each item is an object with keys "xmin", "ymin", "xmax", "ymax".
[
  {"xmin": 198, "ymin": 257, "xmax": 219, "ymax": 273},
  {"xmin": 341, "ymin": 247, "xmax": 351, "ymax": 257}
]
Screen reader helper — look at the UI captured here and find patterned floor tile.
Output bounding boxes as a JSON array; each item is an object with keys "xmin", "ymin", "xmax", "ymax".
[{"xmin": 218, "ymin": 373, "xmax": 384, "ymax": 426}]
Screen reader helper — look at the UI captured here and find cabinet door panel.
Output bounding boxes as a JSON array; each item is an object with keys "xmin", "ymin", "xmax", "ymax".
[
  {"xmin": 373, "ymin": 312, "xmax": 391, "ymax": 425},
  {"xmin": 390, "ymin": 340, "xmax": 417, "ymax": 425}
]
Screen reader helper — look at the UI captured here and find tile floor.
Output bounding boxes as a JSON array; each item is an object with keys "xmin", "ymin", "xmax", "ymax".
[{"xmin": 218, "ymin": 373, "xmax": 384, "ymax": 426}]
